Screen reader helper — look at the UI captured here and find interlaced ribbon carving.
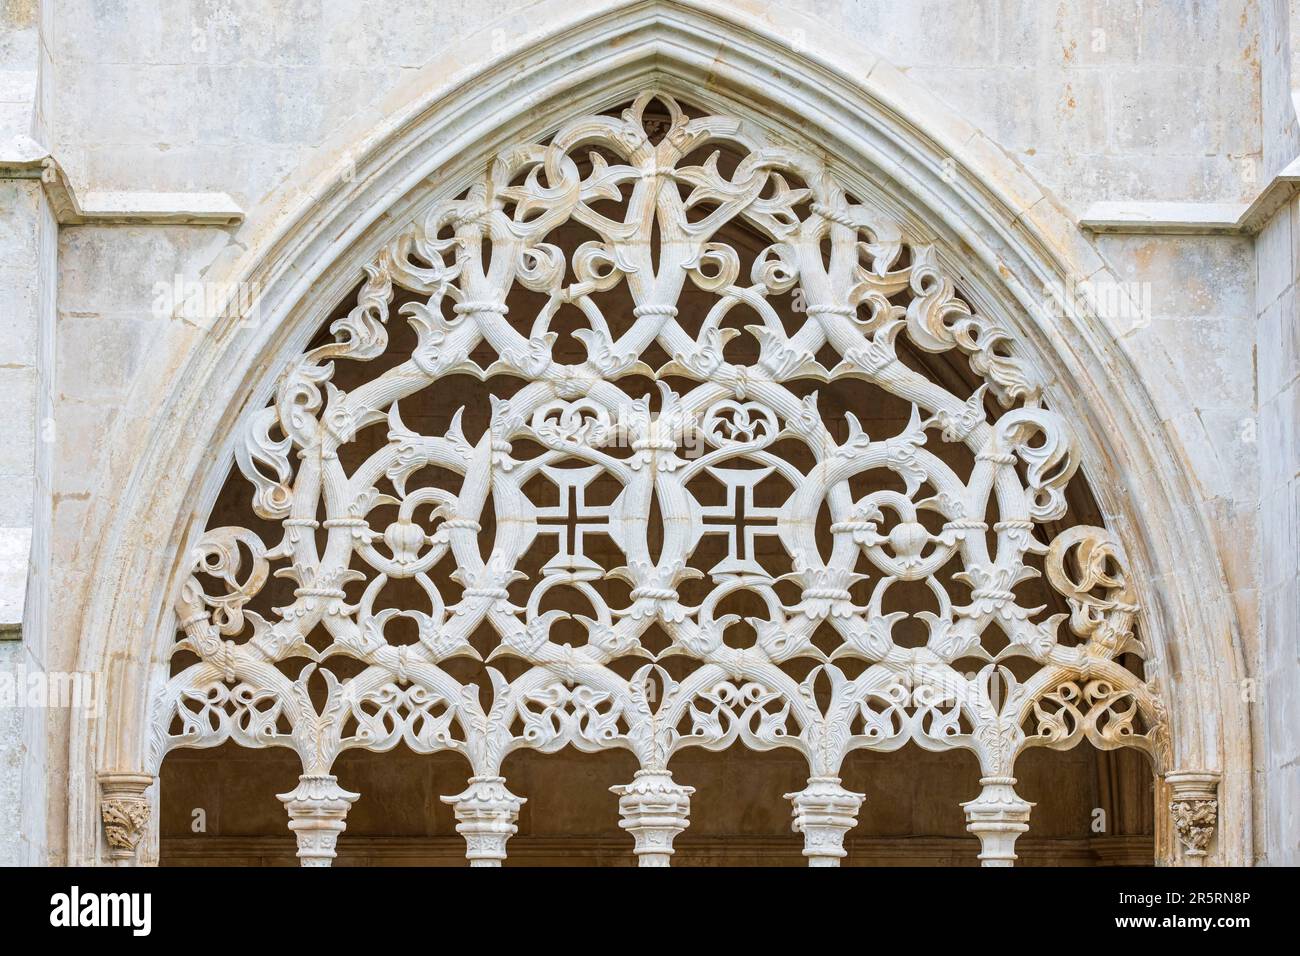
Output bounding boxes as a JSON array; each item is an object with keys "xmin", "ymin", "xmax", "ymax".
[{"xmin": 151, "ymin": 93, "xmax": 1168, "ymax": 858}]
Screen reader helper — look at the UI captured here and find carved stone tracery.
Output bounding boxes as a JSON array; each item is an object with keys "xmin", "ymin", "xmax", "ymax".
[{"xmin": 147, "ymin": 92, "xmax": 1169, "ymax": 866}]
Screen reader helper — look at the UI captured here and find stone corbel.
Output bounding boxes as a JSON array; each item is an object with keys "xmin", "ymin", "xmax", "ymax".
[
  {"xmin": 1165, "ymin": 770, "xmax": 1220, "ymax": 864},
  {"xmin": 98, "ymin": 772, "xmax": 155, "ymax": 865}
]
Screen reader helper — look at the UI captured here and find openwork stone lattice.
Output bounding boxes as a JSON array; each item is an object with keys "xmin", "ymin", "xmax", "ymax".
[{"xmin": 151, "ymin": 92, "xmax": 1170, "ymax": 866}]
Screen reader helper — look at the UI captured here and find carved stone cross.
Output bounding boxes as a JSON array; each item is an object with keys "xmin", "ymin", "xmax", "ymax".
[
  {"xmin": 535, "ymin": 464, "xmax": 614, "ymax": 574},
  {"xmin": 698, "ymin": 465, "xmax": 782, "ymax": 579}
]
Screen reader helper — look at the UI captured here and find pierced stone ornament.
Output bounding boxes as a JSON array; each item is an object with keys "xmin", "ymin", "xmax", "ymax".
[{"xmin": 152, "ymin": 91, "xmax": 1170, "ymax": 867}]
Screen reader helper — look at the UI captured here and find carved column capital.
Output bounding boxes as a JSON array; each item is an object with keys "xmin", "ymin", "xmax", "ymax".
[
  {"xmin": 98, "ymin": 772, "xmax": 155, "ymax": 864},
  {"xmin": 961, "ymin": 776, "xmax": 1034, "ymax": 867},
  {"xmin": 277, "ymin": 774, "xmax": 359, "ymax": 867},
  {"xmin": 442, "ymin": 775, "xmax": 526, "ymax": 866},
  {"xmin": 785, "ymin": 776, "xmax": 865, "ymax": 866},
  {"xmin": 1165, "ymin": 770, "xmax": 1219, "ymax": 863},
  {"xmin": 611, "ymin": 770, "xmax": 694, "ymax": 867}
]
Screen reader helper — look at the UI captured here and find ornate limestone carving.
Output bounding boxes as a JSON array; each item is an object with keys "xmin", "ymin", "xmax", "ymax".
[
  {"xmin": 278, "ymin": 774, "xmax": 359, "ymax": 867},
  {"xmin": 98, "ymin": 773, "xmax": 154, "ymax": 863},
  {"xmin": 152, "ymin": 91, "xmax": 1168, "ymax": 866},
  {"xmin": 101, "ymin": 801, "xmax": 150, "ymax": 858},
  {"xmin": 441, "ymin": 776, "xmax": 526, "ymax": 867},
  {"xmin": 612, "ymin": 771, "xmax": 694, "ymax": 867},
  {"xmin": 1169, "ymin": 799, "xmax": 1218, "ymax": 857},
  {"xmin": 1166, "ymin": 771, "xmax": 1220, "ymax": 861},
  {"xmin": 960, "ymin": 776, "xmax": 1033, "ymax": 866},
  {"xmin": 786, "ymin": 777, "xmax": 866, "ymax": 866}
]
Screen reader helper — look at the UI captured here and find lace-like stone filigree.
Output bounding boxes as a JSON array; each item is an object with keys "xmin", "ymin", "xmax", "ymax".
[{"xmin": 150, "ymin": 92, "xmax": 1168, "ymax": 865}]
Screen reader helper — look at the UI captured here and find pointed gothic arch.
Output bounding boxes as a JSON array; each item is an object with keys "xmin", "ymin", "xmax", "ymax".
[{"xmin": 74, "ymin": 0, "xmax": 1248, "ymax": 867}]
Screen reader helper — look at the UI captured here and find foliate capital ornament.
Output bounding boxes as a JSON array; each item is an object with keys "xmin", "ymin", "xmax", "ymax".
[
  {"xmin": 611, "ymin": 770, "xmax": 695, "ymax": 867},
  {"xmin": 441, "ymin": 776, "xmax": 527, "ymax": 866},
  {"xmin": 98, "ymin": 772, "xmax": 155, "ymax": 863},
  {"xmin": 785, "ymin": 776, "xmax": 866, "ymax": 866},
  {"xmin": 1166, "ymin": 770, "xmax": 1220, "ymax": 861},
  {"xmin": 961, "ymin": 776, "xmax": 1033, "ymax": 867},
  {"xmin": 277, "ymin": 774, "xmax": 360, "ymax": 867}
]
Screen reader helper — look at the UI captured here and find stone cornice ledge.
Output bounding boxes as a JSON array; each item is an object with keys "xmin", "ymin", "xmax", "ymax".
[
  {"xmin": 0, "ymin": 154, "xmax": 242, "ymax": 226},
  {"xmin": 1080, "ymin": 157, "xmax": 1300, "ymax": 236}
]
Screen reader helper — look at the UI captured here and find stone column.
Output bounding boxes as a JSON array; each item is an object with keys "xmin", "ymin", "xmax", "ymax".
[
  {"xmin": 961, "ymin": 776, "xmax": 1033, "ymax": 866},
  {"xmin": 1165, "ymin": 770, "xmax": 1219, "ymax": 866},
  {"xmin": 441, "ymin": 776, "xmax": 526, "ymax": 866},
  {"xmin": 98, "ymin": 772, "xmax": 155, "ymax": 865},
  {"xmin": 785, "ymin": 776, "xmax": 865, "ymax": 866},
  {"xmin": 277, "ymin": 774, "xmax": 359, "ymax": 867},
  {"xmin": 611, "ymin": 770, "xmax": 694, "ymax": 867}
]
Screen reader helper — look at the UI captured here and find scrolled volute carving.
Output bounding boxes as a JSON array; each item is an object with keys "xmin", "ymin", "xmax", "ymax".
[{"xmin": 151, "ymin": 91, "xmax": 1167, "ymax": 867}]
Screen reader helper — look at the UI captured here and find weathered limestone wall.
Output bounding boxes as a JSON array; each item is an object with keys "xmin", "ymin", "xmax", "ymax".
[
  {"xmin": 1254, "ymin": 203, "xmax": 1300, "ymax": 867},
  {"xmin": 0, "ymin": 179, "xmax": 55, "ymax": 867},
  {"xmin": 0, "ymin": 0, "xmax": 1290, "ymax": 864},
  {"xmin": 1259, "ymin": 0, "xmax": 1300, "ymax": 870},
  {"xmin": 0, "ymin": 0, "xmax": 55, "ymax": 867},
  {"xmin": 1096, "ymin": 231, "xmax": 1261, "ymax": 681},
  {"xmin": 797, "ymin": 0, "xmax": 1262, "ymax": 208},
  {"xmin": 46, "ymin": 0, "xmax": 1263, "ymax": 212},
  {"xmin": 1262, "ymin": 0, "xmax": 1300, "ymax": 178}
]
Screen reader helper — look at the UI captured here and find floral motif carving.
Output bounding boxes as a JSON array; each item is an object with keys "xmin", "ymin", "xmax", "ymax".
[
  {"xmin": 1166, "ymin": 771, "xmax": 1220, "ymax": 861},
  {"xmin": 98, "ymin": 773, "xmax": 154, "ymax": 863},
  {"xmin": 153, "ymin": 92, "xmax": 1168, "ymax": 867},
  {"xmin": 1169, "ymin": 798, "xmax": 1218, "ymax": 857},
  {"xmin": 101, "ymin": 800, "xmax": 150, "ymax": 857}
]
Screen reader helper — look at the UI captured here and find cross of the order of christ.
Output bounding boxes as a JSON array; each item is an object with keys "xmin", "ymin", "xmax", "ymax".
[
  {"xmin": 698, "ymin": 465, "xmax": 783, "ymax": 579},
  {"xmin": 533, "ymin": 464, "xmax": 615, "ymax": 575}
]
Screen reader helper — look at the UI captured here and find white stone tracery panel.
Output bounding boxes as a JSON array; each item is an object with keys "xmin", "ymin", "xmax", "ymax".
[{"xmin": 151, "ymin": 92, "xmax": 1168, "ymax": 867}]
